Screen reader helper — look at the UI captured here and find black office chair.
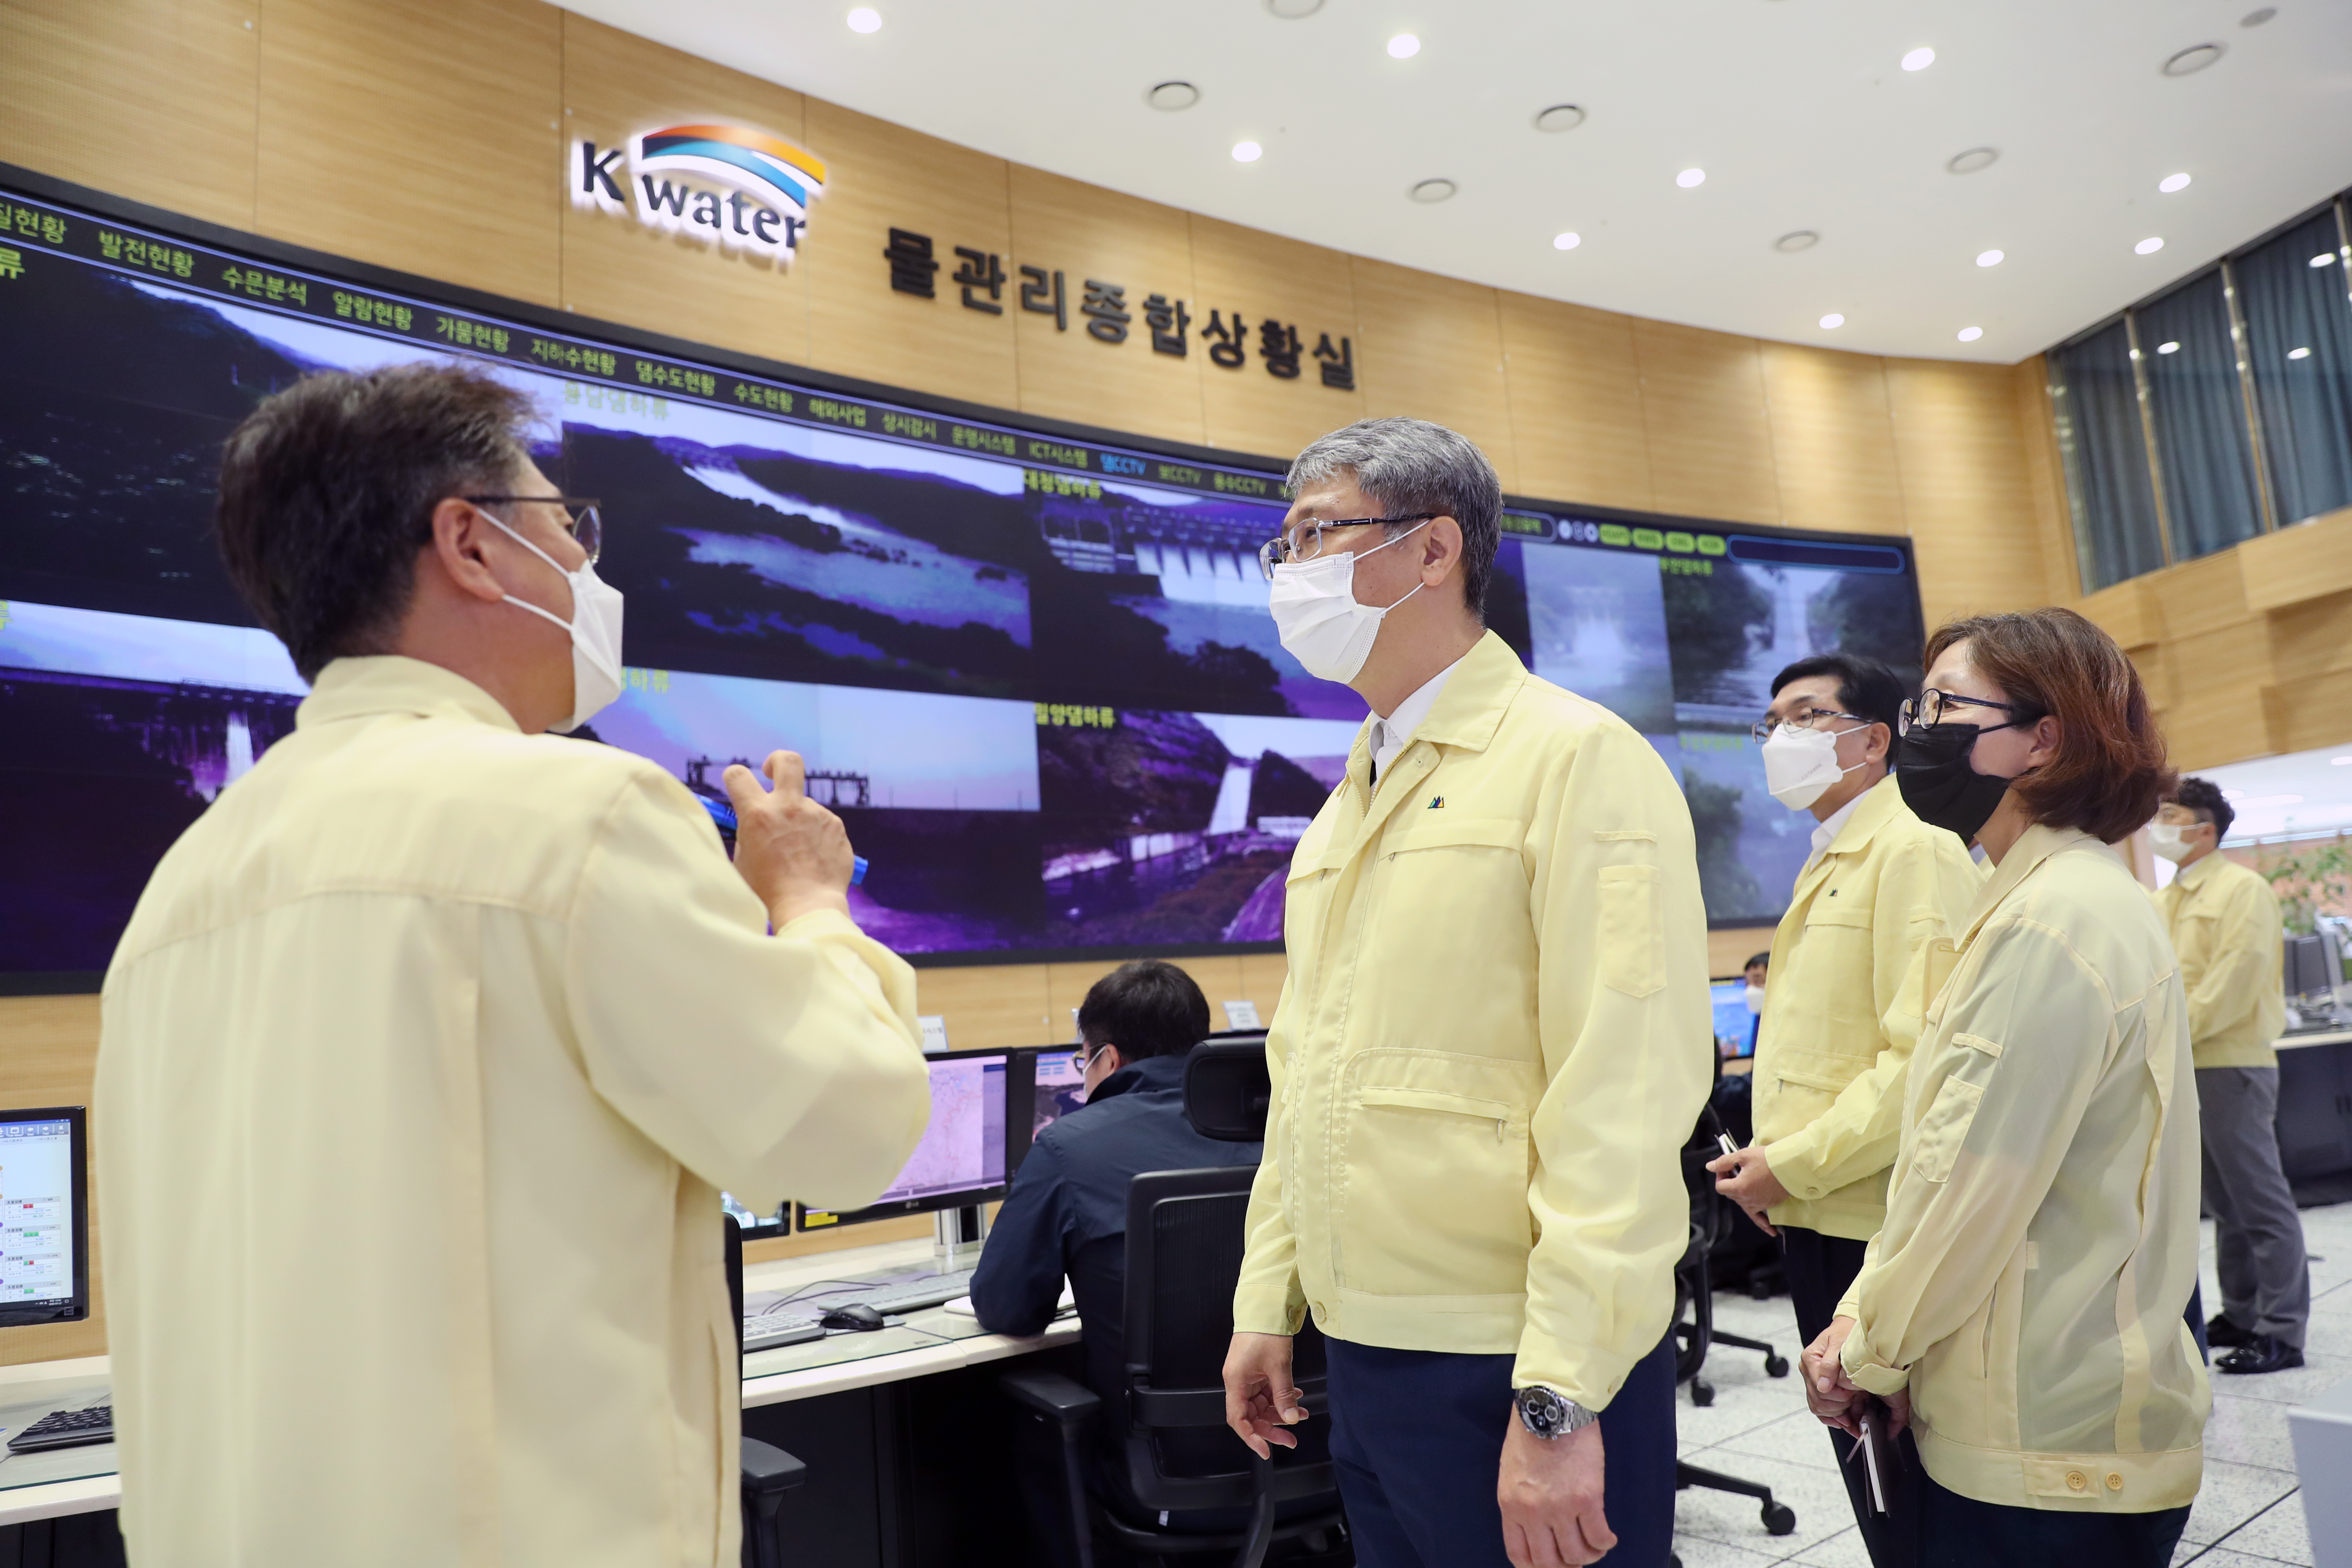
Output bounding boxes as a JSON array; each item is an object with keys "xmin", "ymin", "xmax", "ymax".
[
  {"xmin": 1671, "ymin": 1110, "xmax": 1796, "ymax": 1540},
  {"xmin": 726, "ymin": 1216, "xmax": 811, "ymax": 1568}
]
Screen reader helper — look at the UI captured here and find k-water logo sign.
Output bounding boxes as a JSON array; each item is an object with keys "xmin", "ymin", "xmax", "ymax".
[{"xmin": 572, "ymin": 125, "xmax": 826, "ymax": 266}]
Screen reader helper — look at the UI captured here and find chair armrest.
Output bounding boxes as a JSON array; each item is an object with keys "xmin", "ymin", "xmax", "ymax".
[
  {"xmin": 1000, "ymin": 1368, "xmax": 1103, "ymax": 1429},
  {"xmin": 740, "ymin": 1436, "xmax": 808, "ymax": 1497}
]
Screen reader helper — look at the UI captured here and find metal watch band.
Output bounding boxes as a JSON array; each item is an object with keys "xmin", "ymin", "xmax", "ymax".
[{"xmin": 1513, "ymin": 1384, "xmax": 1599, "ymax": 1439}]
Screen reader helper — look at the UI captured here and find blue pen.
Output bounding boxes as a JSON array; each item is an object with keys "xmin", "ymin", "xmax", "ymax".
[{"xmin": 697, "ymin": 796, "xmax": 867, "ymax": 885}]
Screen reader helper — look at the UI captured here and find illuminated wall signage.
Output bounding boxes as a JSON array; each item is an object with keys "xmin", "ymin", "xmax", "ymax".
[{"xmin": 571, "ymin": 124, "xmax": 825, "ymax": 266}]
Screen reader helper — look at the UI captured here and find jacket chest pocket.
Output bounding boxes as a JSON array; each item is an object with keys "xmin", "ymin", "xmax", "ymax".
[
  {"xmin": 1795, "ymin": 900, "xmax": 1877, "ymax": 1023},
  {"xmin": 1369, "ymin": 818, "xmax": 1533, "ymax": 990}
]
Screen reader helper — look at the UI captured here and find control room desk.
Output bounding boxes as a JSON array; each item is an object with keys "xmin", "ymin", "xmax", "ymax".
[{"xmin": 0, "ymin": 1235, "xmax": 1082, "ymax": 1568}]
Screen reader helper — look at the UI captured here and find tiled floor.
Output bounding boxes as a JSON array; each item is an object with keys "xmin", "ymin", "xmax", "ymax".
[{"xmin": 1668, "ymin": 1202, "xmax": 2352, "ymax": 1566}]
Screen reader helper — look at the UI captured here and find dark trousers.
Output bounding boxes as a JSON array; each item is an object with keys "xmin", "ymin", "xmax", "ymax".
[
  {"xmin": 1781, "ymin": 1225, "xmax": 1909, "ymax": 1568},
  {"xmin": 1323, "ymin": 1333, "xmax": 1678, "ymax": 1568},
  {"xmin": 2199, "ymin": 1065, "xmax": 2311, "ymax": 1347},
  {"xmin": 1911, "ymin": 1462, "xmax": 2188, "ymax": 1566}
]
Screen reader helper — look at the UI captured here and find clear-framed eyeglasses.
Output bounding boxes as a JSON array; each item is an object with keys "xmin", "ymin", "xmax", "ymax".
[
  {"xmin": 1749, "ymin": 708, "xmax": 1871, "ymax": 744},
  {"xmin": 1255, "ymin": 514, "xmax": 1435, "ymax": 581},
  {"xmin": 1896, "ymin": 689, "xmax": 2040, "ymax": 735},
  {"xmin": 465, "ymin": 493, "xmax": 603, "ymax": 564},
  {"xmin": 1070, "ymin": 1042, "xmax": 1113, "ymax": 1075}
]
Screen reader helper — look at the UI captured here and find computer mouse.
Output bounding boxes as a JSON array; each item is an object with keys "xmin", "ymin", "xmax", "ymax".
[{"xmin": 820, "ymin": 1303, "xmax": 887, "ymax": 1333}]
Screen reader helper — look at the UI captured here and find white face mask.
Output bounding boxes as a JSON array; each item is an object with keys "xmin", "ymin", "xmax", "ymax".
[
  {"xmin": 1745, "ymin": 983, "xmax": 1766, "ymax": 1014},
  {"xmin": 1759, "ymin": 723, "xmax": 1869, "ymax": 810},
  {"xmin": 482, "ymin": 510, "xmax": 625, "ymax": 733},
  {"xmin": 1267, "ymin": 520, "xmax": 1431, "ymax": 683},
  {"xmin": 2149, "ymin": 822, "xmax": 2200, "ymax": 863}
]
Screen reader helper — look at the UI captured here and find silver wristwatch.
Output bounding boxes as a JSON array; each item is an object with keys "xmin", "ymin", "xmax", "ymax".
[{"xmin": 1514, "ymin": 1384, "xmax": 1599, "ymax": 1439}]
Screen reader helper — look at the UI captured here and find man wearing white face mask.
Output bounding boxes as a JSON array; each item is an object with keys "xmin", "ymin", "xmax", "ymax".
[
  {"xmin": 97, "ymin": 364, "xmax": 931, "ymax": 1568},
  {"xmin": 1223, "ymin": 418, "xmax": 1710, "ymax": 1568},
  {"xmin": 1707, "ymin": 653, "xmax": 1980, "ymax": 1565}
]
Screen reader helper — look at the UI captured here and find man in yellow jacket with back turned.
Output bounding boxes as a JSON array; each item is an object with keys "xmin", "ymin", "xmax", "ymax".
[
  {"xmin": 1709, "ymin": 652, "xmax": 1982, "ymax": 1565},
  {"xmin": 1219, "ymin": 419, "xmax": 1710, "ymax": 1568}
]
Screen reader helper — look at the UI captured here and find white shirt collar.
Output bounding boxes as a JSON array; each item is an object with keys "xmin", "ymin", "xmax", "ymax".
[
  {"xmin": 1370, "ymin": 657, "xmax": 1465, "ymax": 781},
  {"xmin": 1807, "ymin": 789, "xmax": 1868, "ymax": 865}
]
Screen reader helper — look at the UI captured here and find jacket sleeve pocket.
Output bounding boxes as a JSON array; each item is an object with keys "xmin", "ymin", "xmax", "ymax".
[
  {"xmin": 1597, "ymin": 864, "xmax": 1665, "ymax": 999},
  {"xmin": 1910, "ymin": 1074, "xmax": 1984, "ymax": 1184}
]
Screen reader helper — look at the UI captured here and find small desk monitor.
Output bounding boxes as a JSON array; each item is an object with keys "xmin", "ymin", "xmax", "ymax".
[
  {"xmin": 797, "ymin": 1050, "xmax": 1014, "ymax": 1231},
  {"xmin": 0, "ymin": 1107, "xmax": 89, "ymax": 1326},
  {"xmin": 1030, "ymin": 1046, "xmax": 1088, "ymax": 1148},
  {"xmin": 1710, "ymin": 980, "xmax": 1759, "ymax": 1060}
]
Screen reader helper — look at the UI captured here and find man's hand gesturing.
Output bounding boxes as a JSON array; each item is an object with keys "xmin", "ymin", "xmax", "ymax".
[{"xmin": 724, "ymin": 751, "xmax": 856, "ymax": 928}]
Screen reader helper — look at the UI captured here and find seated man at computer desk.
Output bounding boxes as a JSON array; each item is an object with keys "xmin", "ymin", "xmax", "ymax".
[{"xmin": 971, "ymin": 961, "xmax": 1259, "ymax": 1552}]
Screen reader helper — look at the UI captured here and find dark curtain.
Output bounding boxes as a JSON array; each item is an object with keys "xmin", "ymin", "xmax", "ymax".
[
  {"xmin": 2236, "ymin": 208, "xmax": 2352, "ymax": 527},
  {"xmin": 2138, "ymin": 269, "xmax": 2265, "ymax": 562},
  {"xmin": 2048, "ymin": 321, "xmax": 2165, "ymax": 591}
]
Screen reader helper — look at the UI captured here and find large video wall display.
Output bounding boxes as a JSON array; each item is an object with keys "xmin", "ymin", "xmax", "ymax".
[{"xmin": 0, "ymin": 183, "xmax": 1923, "ymax": 983}]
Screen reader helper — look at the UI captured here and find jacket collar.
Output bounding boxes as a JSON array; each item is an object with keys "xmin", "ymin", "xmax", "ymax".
[
  {"xmin": 1086, "ymin": 1050, "xmax": 1191, "ymax": 1106},
  {"xmin": 1958, "ymin": 821, "xmax": 2105, "ymax": 947},
  {"xmin": 1406, "ymin": 630, "xmax": 1528, "ymax": 753},
  {"xmin": 296, "ymin": 655, "xmax": 522, "ymax": 735},
  {"xmin": 1789, "ymin": 773, "xmax": 1908, "ymax": 902},
  {"xmin": 2172, "ymin": 851, "xmax": 2225, "ymax": 892}
]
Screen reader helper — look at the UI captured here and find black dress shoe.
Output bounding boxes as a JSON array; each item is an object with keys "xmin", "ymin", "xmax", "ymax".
[
  {"xmin": 2206, "ymin": 1314, "xmax": 2257, "ymax": 1350},
  {"xmin": 2217, "ymin": 1335, "xmax": 2305, "ymax": 1375}
]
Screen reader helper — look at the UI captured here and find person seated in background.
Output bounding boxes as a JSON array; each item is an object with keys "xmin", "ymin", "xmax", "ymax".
[{"xmin": 1743, "ymin": 950, "xmax": 1770, "ymax": 1054}]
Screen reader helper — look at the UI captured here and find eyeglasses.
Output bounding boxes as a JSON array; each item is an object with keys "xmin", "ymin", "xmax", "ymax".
[
  {"xmin": 1069, "ymin": 1043, "xmax": 1112, "ymax": 1075},
  {"xmin": 1749, "ymin": 708, "xmax": 1871, "ymax": 744},
  {"xmin": 465, "ymin": 493, "xmax": 603, "ymax": 564},
  {"xmin": 1897, "ymin": 689, "xmax": 2041, "ymax": 735},
  {"xmin": 1256, "ymin": 515, "xmax": 1434, "ymax": 580}
]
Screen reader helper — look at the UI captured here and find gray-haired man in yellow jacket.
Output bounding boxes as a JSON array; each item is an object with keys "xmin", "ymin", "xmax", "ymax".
[{"xmin": 1220, "ymin": 419, "xmax": 1711, "ymax": 1568}]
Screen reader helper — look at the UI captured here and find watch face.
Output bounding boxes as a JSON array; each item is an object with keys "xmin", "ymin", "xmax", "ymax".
[{"xmin": 1518, "ymin": 1387, "xmax": 1567, "ymax": 1437}]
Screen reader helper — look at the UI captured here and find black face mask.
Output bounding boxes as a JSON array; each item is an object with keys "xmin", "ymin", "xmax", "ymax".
[{"xmin": 1895, "ymin": 723, "xmax": 2018, "ymax": 844}]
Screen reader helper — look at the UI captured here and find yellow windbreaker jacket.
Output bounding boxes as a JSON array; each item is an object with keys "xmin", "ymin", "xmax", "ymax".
[
  {"xmin": 2153, "ymin": 852, "xmax": 2286, "ymax": 1069},
  {"xmin": 1754, "ymin": 775, "xmax": 1985, "ymax": 1240},
  {"xmin": 98, "ymin": 657, "xmax": 931, "ymax": 1568},
  {"xmin": 1838, "ymin": 825, "xmax": 2207, "ymax": 1513},
  {"xmin": 1231, "ymin": 632, "xmax": 1712, "ymax": 1410}
]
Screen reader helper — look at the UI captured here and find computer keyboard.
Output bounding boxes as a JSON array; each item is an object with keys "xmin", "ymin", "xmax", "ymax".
[
  {"xmin": 830, "ymin": 1267, "xmax": 977, "ymax": 1316},
  {"xmin": 6, "ymin": 1404, "xmax": 113, "ymax": 1454},
  {"xmin": 741, "ymin": 1315, "xmax": 827, "ymax": 1354}
]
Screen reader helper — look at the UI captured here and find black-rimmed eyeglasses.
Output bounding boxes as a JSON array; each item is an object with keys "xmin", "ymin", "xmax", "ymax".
[
  {"xmin": 1898, "ymin": 689, "xmax": 2041, "ymax": 735},
  {"xmin": 465, "ymin": 493, "xmax": 603, "ymax": 564}
]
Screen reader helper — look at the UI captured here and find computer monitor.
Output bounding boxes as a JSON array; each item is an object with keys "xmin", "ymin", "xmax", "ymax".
[
  {"xmin": 1710, "ymin": 980, "xmax": 1758, "ymax": 1060},
  {"xmin": 796, "ymin": 1050, "xmax": 1015, "ymax": 1231},
  {"xmin": 0, "ymin": 1107, "xmax": 89, "ymax": 1326},
  {"xmin": 1030, "ymin": 1045, "xmax": 1088, "ymax": 1147}
]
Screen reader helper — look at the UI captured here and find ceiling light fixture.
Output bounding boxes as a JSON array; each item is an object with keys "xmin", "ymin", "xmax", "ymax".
[
  {"xmin": 1946, "ymin": 147, "xmax": 1998, "ymax": 175},
  {"xmin": 2312, "ymin": 253, "xmax": 2339, "ymax": 268},
  {"xmin": 1409, "ymin": 178, "xmax": 1457, "ymax": 203},
  {"xmin": 1231, "ymin": 141, "xmax": 1263, "ymax": 163},
  {"xmin": 1901, "ymin": 46, "xmax": 1936, "ymax": 71},
  {"xmin": 2136, "ymin": 237, "xmax": 2165, "ymax": 255},
  {"xmin": 1145, "ymin": 81, "xmax": 1200, "ymax": 111},
  {"xmin": 1387, "ymin": 33, "xmax": 1420, "ymax": 58},
  {"xmin": 1976, "ymin": 249, "xmax": 2004, "ymax": 267},
  {"xmin": 846, "ymin": 6, "xmax": 881, "ymax": 32},
  {"xmin": 1957, "ymin": 327, "xmax": 1984, "ymax": 342},
  {"xmin": 1819, "ymin": 313, "xmax": 1845, "ymax": 329},
  {"xmin": 2162, "ymin": 43, "xmax": 2225, "ymax": 76},
  {"xmin": 2159, "ymin": 172, "xmax": 2192, "ymax": 193},
  {"xmin": 1265, "ymin": 0, "xmax": 1324, "ymax": 16},
  {"xmin": 1677, "ymin": 168, "xmax": 1706, "ymax": 188},
  {"xmin": 2332, "ymin": 754, "xmax": 2352, "ymax": 765},
  {"xmin": 1553, "ymin": 232, "xmax": 1581, "ymax": 251},
  {"xmin": 2157, "ymin": 341, "xmax": 2181, "ymax": 354},
  {"xmin": 1774, "ymin": 231, "xmax": 1819, "ymax": 253},
  {"xmin": 1532, "ymin": 104, "xmax": 1586, "ymax": 132},
  {"xmin": 2290, "ymin": 346, "xmax": 2313, "ymax": 360}
]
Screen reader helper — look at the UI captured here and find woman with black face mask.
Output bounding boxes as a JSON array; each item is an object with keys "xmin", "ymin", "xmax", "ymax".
[{"xmin": 1794, "ymin": 608, "xmax": 2201, "ymax": 1568}]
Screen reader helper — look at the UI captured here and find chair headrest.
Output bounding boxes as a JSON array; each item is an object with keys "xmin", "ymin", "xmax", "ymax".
[{"xmin": 1184, "ymin": 1037, "xmax": 1270, "ymax": 1142}]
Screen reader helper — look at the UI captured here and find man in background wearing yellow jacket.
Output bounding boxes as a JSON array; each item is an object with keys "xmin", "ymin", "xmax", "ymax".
[
  {"xmin": 1220, "ymin": 418, "xmax": 1711, "ymax": 1568},
  {"xmin": 1709, "ymin": 653, "xmax": 1981, "ymax": 1563},
  {"xmin": 99, "ymin": 364, "xmax": 931, "ymax": 1568},
  {"xmin": 2153, "ymin": 776, "xmax": 2305, "ymax": 1375}
]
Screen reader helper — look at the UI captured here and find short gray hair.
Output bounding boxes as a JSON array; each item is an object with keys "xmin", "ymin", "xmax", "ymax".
[{"xmin": 1287, "ymin": 417, "xmax": 1503, "ymax": 619}]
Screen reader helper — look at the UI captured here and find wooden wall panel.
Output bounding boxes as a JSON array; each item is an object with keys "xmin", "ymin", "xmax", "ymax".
[
  {"xmin": 1349, "ymin": 257, "xmax": 1519, "ymax": 491},
  {"xmin": 2265, "ymin": 590, "xmax": 2352, "ymax": 688},
  {"xmin": 1235, "ymin": 952, "xmax": 1289, "ymax": 1025},
  {"xmin": 1497, "ymin": 292, "xmax": 1653, "ymax": 512},
  {"xmin": 255, "ymin": 0, "xmax": 561, "ymax": 306},
  {"xmin": 558, "ymin": 13, "xmax": 807, "ymax": 366},
  {"xmin": 1188, "ymin": 214, "xmax": 1364, "ymax": 459},
  {"xmin": 802, "ymin": 97, "xmax": 1015, "ymax": 408},
  {"xmin": 2237, "ymin": 504, "xmax": 2352, "ymax": 613},
  {"xmin": 1005, "ymin": 165, "xmax": 1204, "ymax": 446},
  {"xmin": 1759, "ymin": 343, "xmax": 1903, "ymax": 536},
  {"xmin": 1709, "ymin": 927, "xmax": 1776, "ymax": 980},
  {"xmin": 0, "ymin": 998, "xmax": 104, "ymax": 1365},
  {"xmin": 912, "ymin": 963, "xmax": 1054, "ymax": 1052},
  {"xmin": 1630, "ymin": 321, "xmax": 1778, "ymax": 525},
  {"xmin": 1884, "ymin": 358, "xmax": 2051, "ymax": 633},
  {"xmin": 0, "ymin": 0, "xmax": 259, "ymax": 229}
]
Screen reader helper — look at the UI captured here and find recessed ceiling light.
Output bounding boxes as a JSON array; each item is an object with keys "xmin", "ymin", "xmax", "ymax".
[
  {"xmin": 1957, "ymin": 326, "xmax": 1984, "ymax": 342},
  {"xmin": 1774, "ymin": 230, "xmax": 1819, "ymax": 253},
  {"xmin": 2162, "ymin": 43, "xmax": 2225, "ymax": 76},
  {"xmin": 846, "ymin": 6, "xmax": 881, "ymax": 32},
  {"xmin": 1408, "ymin": 178, "xmax": 1457, "ymax": 203},
  {"xmin": 2290, "ymin": 346, "xmax": 2313, "ymax": 360},
  {"xmin": 1387, "ymin": 33, "xmax": 1420, "ymax": 58},
  {"xmin": 1553, "ymin": 232, "xmax": 1581, "ymax": 251},
  {"xmin": 1677, "ymin": 168, "xmax": 1706, "ymax": 188},
  {"xmin": 2332, "ymin": 753, "xmax": 2352, "ymax": 765},
  {"xmin": 1901, "ymin": 46, "xmax": 1936, "ymax": 71},
  {"xmin": 2157, "ymin": 341, "xmax": 2181, "ymax": 354},
  {"xmin": 1232, "ymin": 141, "xmax": 1263, "ymax": 163},
  {"xmin": 1947, "ymin": 147, "xmax": 1999, "ymax": 175},
  {"xmin": 2243, "ymin": 7, "xmax": 2277, "ymax": 24},
  {"xmin": 1976, "ymin": 249, "xmax": 2005, "ymax": 268},
  {"xmin": 2136, "ymin": 237, "xmax": 2166, "ymax": 254},
  {"xmin": 1819, "ymin": 313, "xmax": 1845, "ymax": 329},
  {"xmin": 2159, "ymin": 172, "xmax": 2193, "ymax": 193},
  {"xmin": 2311, "ymin": 252, "xmax": 2338, "ymax": 268},
  {"xmin": 1265, "ymin": 0, "xmax": 1323, "ymax": 15},
  {"xmin": 1145, "ymin": 81, "xmax": 1200, "ymax": 111},
  {"xmin": 1532, "ymin": 104, "xmax": 1586, "ymax": 133}
]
